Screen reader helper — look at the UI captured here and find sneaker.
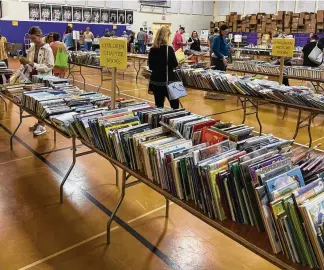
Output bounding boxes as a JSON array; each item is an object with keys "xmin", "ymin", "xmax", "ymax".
[
  {"xmin": 33, "ymin": 125, "xmax": 47, "ymax": 136},
  {"xmin": 29, "ymin": 122, "xmax": 39, "ymax": 131}
]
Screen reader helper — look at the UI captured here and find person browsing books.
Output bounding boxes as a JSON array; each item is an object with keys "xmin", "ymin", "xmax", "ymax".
[
  {"xmin": 301, "ymin": 35, "xmax": 323, "ymax": 67},
  {"xmin": 211, "ymin": 24, "xmax": 229, "ymax": 71},
  {"xmin": 172, "ymin": 27, "xmax": 187, "ymax": 52},
  {"xmin": 148, "ymin": 26, "xmax": 179, "ymax": 109},
  {"xmin": 188, "ymin": 31, "xmax": 201, "ymax": 52},
  {"xmin": 63, "ymin": 27, "xmax": 75, "ymax": 51},
  {"xmin": 50, "ymin": 32, "xmax": 68, "ymax": 78},
  {"xmin": 23, "ymin": 26, "xmax": 54, "ymax": 136},
  {"xmin": 0, "ymin": 33, "xmax": 9, "ymax": 68},
  {"xmin": 137, "ymin": 28, "xmax": 146, "ymax": 54}
]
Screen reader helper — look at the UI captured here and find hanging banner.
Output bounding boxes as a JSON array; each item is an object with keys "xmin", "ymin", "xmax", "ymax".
[
  {"xmin": 100, "ymin": 38, "xmax": 127, "ymax": 69},
  {"xmin": 272, "ymin": 38, "xmax": 295, "ymax": 57}
]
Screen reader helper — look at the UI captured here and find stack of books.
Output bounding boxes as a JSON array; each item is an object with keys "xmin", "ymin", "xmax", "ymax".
[
  {"xmin": 62, "ymin": 103, "xmax": 324, "ymax": 267},
  {"xmin": 232, "ymin": 61, "xmax": 281, "ymax": 75},
  {"xmin": 176, "ymin": 67, "xmax": 324, "ymax": 110},
  {"xmin": 286, "ymin": 66, "xmax": 324, "ymax": 80},
  {"xmin": 68, "ymin": 51, "xmax": 100, "ymax": 67},
  {"xmin": 0, "ymin": 83, "xmax": 46, "ymax": 104}
]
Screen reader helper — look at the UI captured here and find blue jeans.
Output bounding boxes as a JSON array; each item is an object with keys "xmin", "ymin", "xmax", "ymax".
[
  {"xmin": 138, "ymin": 40, "xmax": 145, "ymax": 54},
  {"xmin": 84, "ymin": 41, "xmax": 92, "ymax": 51}
]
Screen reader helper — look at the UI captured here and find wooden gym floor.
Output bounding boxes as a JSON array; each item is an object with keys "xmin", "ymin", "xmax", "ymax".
[{"xmin": 0, "ymin": 58, "xmax": 323, "ymax": 270}]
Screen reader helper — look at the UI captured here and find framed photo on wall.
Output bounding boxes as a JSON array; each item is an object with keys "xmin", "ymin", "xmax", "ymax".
[
  {"xmin": 109, "ymin": 9, "xmax": 117, "ymax": 24},
  {"xmin": 29, "ymin": 3, "xmax": 40, "ymax": 21},
  {"xmin": 73, "ymin": 7, "xmax": 82, "ymax": 22},
  {"xmin": 52, "ymin": 5, "xmax": 62, "ymax": 21},
  {"xmin": 40, "ymin": 4, "xmax": 51, "ymax": 21},
  {"xmin": 92, "ymin": 8, "xmax": 100, "ymax": 23},
  {"xmin": 83, "ymin": 7, "xmax": 92, "ymax": 22},
  {"xmin": 62, "ymin": 6, "xmax": 72, "ymax": 22},
  {"xmin": 118, "ymin": 10, "xmax": 125, "ymax": 24},
  {"xmin": 100, "ymin": 9, "xmax": 109, "ymax": 23},
  {"xmin": 126, "ymin": 10, "xmax": 133, "ymax": 24}
]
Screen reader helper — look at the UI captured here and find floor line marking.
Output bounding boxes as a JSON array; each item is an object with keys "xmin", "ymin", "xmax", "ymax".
[
  {"xmin": 0, "ymin": 155, "xmax": 34, "ymax": 165},
  {"xmin": 0, "ymin": 120, "xmax": 178, "ymax": 269},
  {"xmin": 18, "ymin": 203, "xmax": 172, "ymax": 270}
]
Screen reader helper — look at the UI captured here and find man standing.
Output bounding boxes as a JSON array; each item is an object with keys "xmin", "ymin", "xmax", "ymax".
[
  {"xmin": 84, "ymin": 27, "xmax": 94, "ymax": 51},
  {"xmin": 172, "ymin": 27, "xmax": 187, "ymax": 51},
  {"xmin": 211, "ymin": 24, "xmax": 229, "ymax": 71},
  {"xmin": 137, "ymin": 28, "xmax": 146, "ymax": 54}
]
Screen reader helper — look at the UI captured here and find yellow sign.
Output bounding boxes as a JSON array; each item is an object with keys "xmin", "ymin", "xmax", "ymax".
[
  {"xmin": 272, "ymin": 38, "xmax": 295, "ymax": 57},
  {"xmin": 12, "ymin": 21, "xmax": 18, "ymax": 26},
  {"xmin": 68, "ymin": 23, "xmax": 73, "ymax": 28},
  {"xmin": 113, "ymin": 25, "xmax": 117, "ymax": 30},
  {"xmin": 175, "ymin": 49, "xmax": 186, "ymax": 62},
  {"xmin": 100, "ymin": 38, "xmax": 127, "ymax": 69}
]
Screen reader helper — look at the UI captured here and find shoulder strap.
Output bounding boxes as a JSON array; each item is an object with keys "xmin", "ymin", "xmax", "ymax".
[{"xmin": 166, "ymin": 45, "xmax": 169, "ymax": 84}]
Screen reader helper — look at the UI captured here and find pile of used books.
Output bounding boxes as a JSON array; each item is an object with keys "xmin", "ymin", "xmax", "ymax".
[
  {"xmin": 0, "ymin": 83, "xmax": 47, "ymax": 104},
  {"xmin": 175, "ymin": 67, "xmax": 324, "ymax": 110},
  {"xmin": 64, "ymin": 105, "xmax": 323, "ymax": 267},
  {"xmin": 0, "ymin": 61, "xmax": 13, "ymax": 77},
  {"xmin": 232, "ymin": 61, "xmax": 280, "ymax": 75},
  {"xmin": 286, "ymin": 66, "xmax": 324, "ymax": 80},
  {"xmin": 68, "ymin": 51, "xmax": 100, "ymax": 67}
]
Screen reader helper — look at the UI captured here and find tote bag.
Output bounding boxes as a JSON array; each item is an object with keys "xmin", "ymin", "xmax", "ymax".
[
  {"xmin": 55, "ymin": 46, "xmax": 68, "ymax": 69},
  {"xmin": 308, "ymin": 42, "xmax": 323, "ymax": 65},
  {"xmin": 166, "ymin": 46, "xmax": 187, "ymax": 101}
]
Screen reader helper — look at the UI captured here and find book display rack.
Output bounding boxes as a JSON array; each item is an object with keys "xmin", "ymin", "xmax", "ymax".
[
  {"xmin": 2, "ymin": 85, "xmax": 324, "ymax": 270},
  {"xmin": 176, "ymin": 68, "xmax": 324, "ymax": 147}
]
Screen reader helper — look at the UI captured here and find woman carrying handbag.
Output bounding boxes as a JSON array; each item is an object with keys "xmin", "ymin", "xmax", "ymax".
[{"xmin": 148, "ymin": 26, "xmax": 186, "ymax": 109}]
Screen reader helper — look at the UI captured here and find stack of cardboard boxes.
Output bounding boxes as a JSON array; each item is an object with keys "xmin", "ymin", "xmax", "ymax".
[
  {"xmin": 225, "ymin": 12, "xmax": 242, "ymax": 32},
  {"xmin": 214, "ymin": 10, "xmax": 324, "ymax": 35},
  {"xmin": 317, "ymin": 10, "xmax": 324, "ymax": 32}
]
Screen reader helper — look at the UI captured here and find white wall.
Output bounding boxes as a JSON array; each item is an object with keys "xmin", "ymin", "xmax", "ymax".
[
  {"xmin": 214, "ymin": 0, "xmax": 324, "ymax": 21},
  {"xmin": 1, "ymin": 0, "xmax": 213, "ymax": 36}
]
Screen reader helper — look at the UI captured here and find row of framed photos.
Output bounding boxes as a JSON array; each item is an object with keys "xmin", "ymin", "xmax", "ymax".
[{"xmin": 29, "ymin": 4, "xmax": 134, "ymax": 24}]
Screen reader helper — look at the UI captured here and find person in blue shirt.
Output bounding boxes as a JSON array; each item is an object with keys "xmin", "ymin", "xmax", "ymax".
[
  {"xmin": 211, "ymin": 24, "xmax": 229, "ymax": 71},
  {"xmin": 63, "ymin": 27, "xmax": 75, "ymax": 51}
]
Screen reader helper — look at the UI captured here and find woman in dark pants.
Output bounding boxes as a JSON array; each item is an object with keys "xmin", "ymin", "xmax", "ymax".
[
  {"xmin": 211, "ymin": 24, "xmax": 229, "ymax": 71},
  {"xmin": 148, "ymin": 26, "xmax": 179, "ymax": 109}
]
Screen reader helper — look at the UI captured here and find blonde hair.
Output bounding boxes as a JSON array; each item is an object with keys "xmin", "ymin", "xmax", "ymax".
[{"xmin": 153, "ymin": 26, "xmax": 171, "ymax": 48}]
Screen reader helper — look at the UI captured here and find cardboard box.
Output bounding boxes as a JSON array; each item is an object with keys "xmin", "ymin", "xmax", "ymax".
[
  {"xmin": 298, "ymin": 18, "xmax": 304, "ymax": 25},
  {"xmin": 292, "ymin": 13, "xmax": 299, "ymax": 17},
  {"xmin": 311, "ymin": 13, "xmax": 316, "ymax": 19},
  {"xmin": 317, "ymin": 23, "xmax": 324, "ymax": 30},
  {"xmin": 250, "ymin": 19, "xmax": 257, "ymax": 24}
]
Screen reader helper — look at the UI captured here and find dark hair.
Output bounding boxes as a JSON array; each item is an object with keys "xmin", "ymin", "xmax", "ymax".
[
  {"xmin": 140, "ymin": 28, "xmax": 143, "ymax": 31},
  {"xmin": 312, "ymin": 34, "xmax": 319, "ymax": 41},
  {"xmin": 65, "ymin": 25, "xmax": 71, "ymax": 33},
  {"xmin": 191, "ymin": 31, "xmax": 198, "ymax": 38},
  {"xmin": 28, "ymin": 26, "xmax": 43, "ymax": 36},
  {"xmin": 67, "ymin": 28, "xmax": 72, "ymax": 34},
  {"xmin": 53, "ymin": 32, "xmax": 60, "ymax": 41},
  {"xmin": 149, "ymin": 31, "xmax": 153, "ymax": 35},
  {"xmin": 179, "ymin": 27, "xmax": 185, "ymax": 31},
  {"xmin": 214, "ymin": 27, "xmax": 219, "ymax": 33},
  {"xmin": 220, "ymin": 24, "xmax": 228, "ymax": 31}
]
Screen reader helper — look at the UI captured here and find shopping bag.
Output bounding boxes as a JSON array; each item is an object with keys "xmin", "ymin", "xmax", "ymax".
[
  {"xmin": 308, "ymin": 42, "xmax": 323, "ymax": 65},
  {"xmin": 55, "ymin": 46, "xmax": 68, "ymax": 69},
  {"xmin": 167, "ymin": 81, "xmax": 187, "ymax": 100}
]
